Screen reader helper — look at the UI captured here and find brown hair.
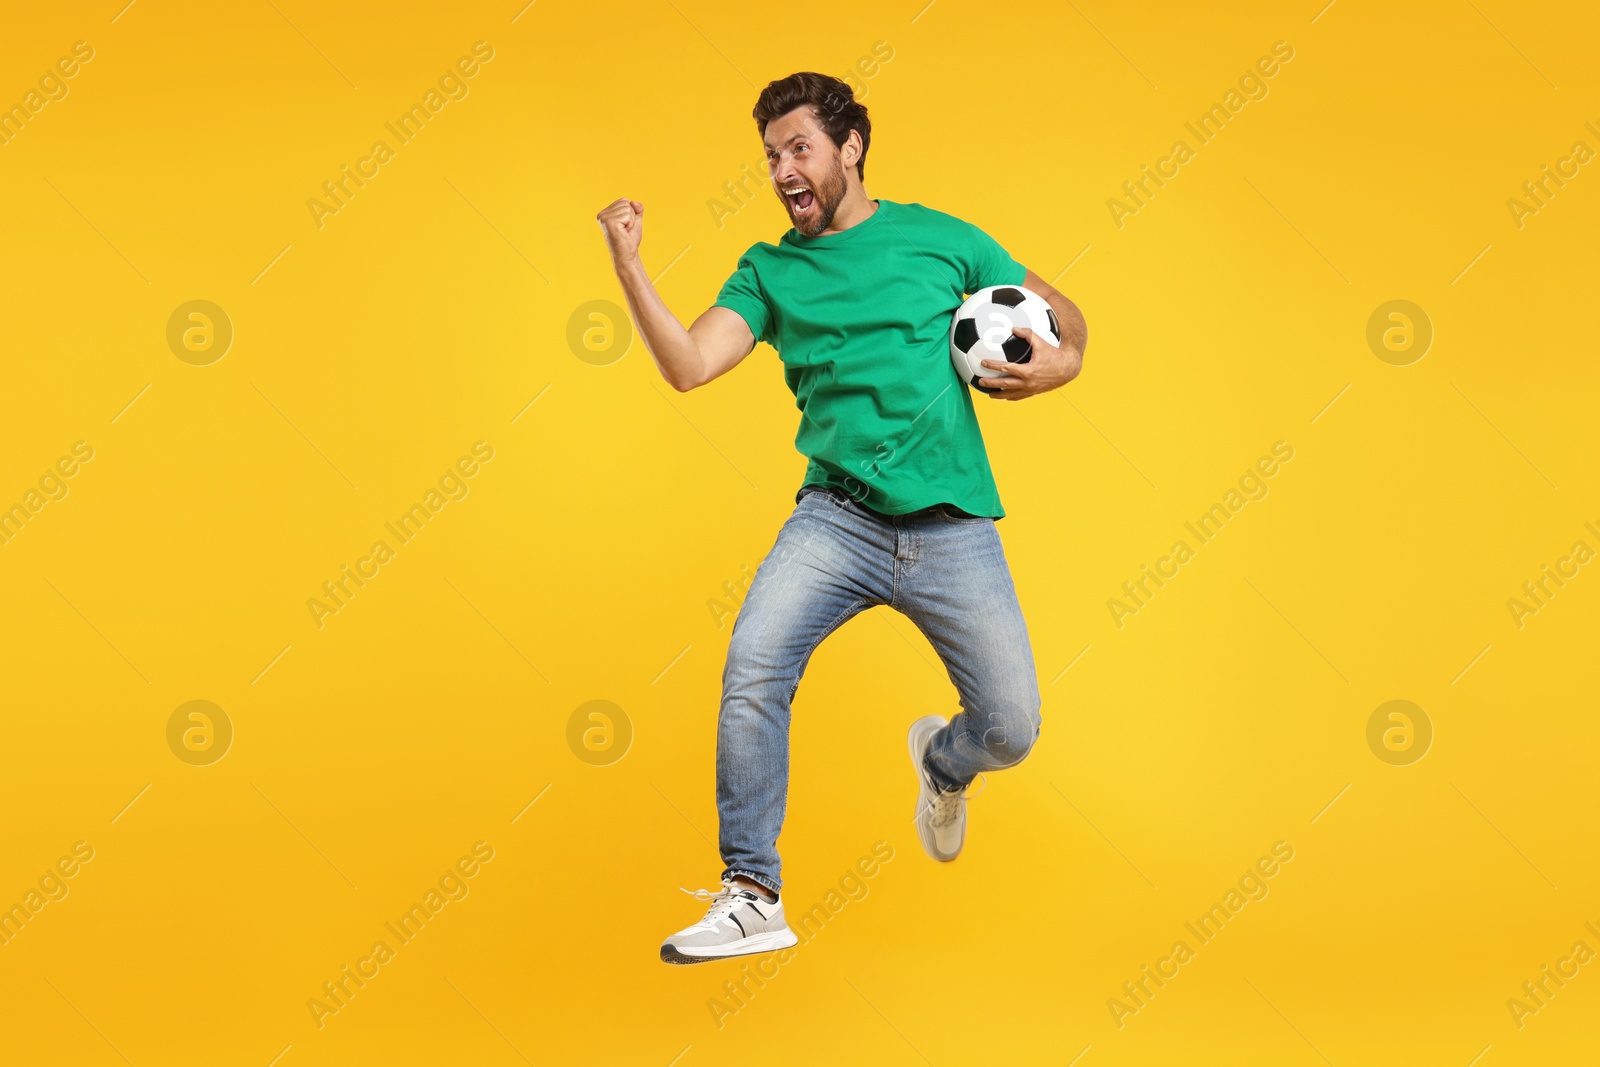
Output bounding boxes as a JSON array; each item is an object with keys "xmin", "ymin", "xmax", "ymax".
[{"xmin": 752, "ymin": 72, "xmax": 871, "ymax": 181}]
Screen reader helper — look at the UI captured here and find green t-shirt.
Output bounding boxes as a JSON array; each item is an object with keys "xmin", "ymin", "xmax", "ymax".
[{"xmin": 713, "ymin": 198, "xmax": 1026, "ymax": 519}]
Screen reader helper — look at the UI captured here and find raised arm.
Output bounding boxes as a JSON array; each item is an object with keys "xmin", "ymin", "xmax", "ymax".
[{"xmin": 597, "ymin": 197, "xmax": 755, "ymax": 392}]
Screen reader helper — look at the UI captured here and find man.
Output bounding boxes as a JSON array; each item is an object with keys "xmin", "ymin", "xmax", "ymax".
[{"xmin": 596, "ymin": 72, "xmax": 1087, "ymax": 965}]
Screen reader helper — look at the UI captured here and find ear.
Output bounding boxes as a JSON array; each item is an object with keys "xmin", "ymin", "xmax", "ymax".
[{"xmin": 841, "ymin": 128, "xmax": 862, "ymax": 167}]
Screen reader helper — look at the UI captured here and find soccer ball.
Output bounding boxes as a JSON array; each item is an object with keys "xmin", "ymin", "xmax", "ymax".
[{"xmin": 949, "ymin": 285, "xmax": 1059, "ymax": 387}]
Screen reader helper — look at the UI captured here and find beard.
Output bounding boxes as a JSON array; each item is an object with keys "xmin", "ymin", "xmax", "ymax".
[{"xmin": 785, "ymin": 153, "xmax": 849, "ymax": 236}]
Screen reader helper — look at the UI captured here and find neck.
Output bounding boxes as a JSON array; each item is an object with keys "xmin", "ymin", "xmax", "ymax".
[{"xmin": 814, "ymin": 184, "xmax": 877, "ymax": 235}]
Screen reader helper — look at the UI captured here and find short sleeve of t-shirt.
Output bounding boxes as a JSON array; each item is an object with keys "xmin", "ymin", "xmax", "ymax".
[
  {"xmin": 962, "ymin": 221, "xmax": 1027, "ymax": 295},
  {"xmin": 712, "ymin": 249, "xmax": 773, "ymax": 347}
]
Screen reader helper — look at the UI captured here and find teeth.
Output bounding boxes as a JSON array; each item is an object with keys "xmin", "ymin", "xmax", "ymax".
[{"xmin": 783, "ymin": 187, "xmax": 810, "ymax": 197}]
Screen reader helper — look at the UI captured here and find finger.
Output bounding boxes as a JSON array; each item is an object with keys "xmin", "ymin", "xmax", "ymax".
[
  {"xmin": 1011, "ymin": 324, "xmax": 1050, "ymax": 353},
  {"xmin": 980, "ymin": 358, "xmax": 1033, "ymax": 378},
  {"xmin": 975, "ymin": 374, "xmax": 1025, "ymax": 393}
]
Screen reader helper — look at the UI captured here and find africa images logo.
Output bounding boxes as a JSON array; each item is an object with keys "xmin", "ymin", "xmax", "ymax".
[{"xmin": 306, "ymin": 41, "xmax": 495, "ymax": 230}]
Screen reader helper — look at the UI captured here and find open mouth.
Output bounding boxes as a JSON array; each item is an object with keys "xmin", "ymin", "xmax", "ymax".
[{"xmin": 783, "ymin": 186, "xmax": 815, "ymax": 213}]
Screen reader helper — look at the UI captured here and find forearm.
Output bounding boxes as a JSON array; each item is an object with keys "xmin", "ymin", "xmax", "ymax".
[
  {"xmin": 1045, "ymin": 289, "xmax": 1087, "ymax": 358},
  {"xmin": 1021, "ymin": 267, "xmax": 1088, "ymax": 367},
  {"xmin": 613, "ymin": 255, "xmax": 704, "ymax": 390}
]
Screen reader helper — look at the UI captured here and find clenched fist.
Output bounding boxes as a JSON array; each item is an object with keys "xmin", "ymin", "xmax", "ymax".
[{"xmin": 596, "ymin": 197, "xmax": 644, "ymax": 266}]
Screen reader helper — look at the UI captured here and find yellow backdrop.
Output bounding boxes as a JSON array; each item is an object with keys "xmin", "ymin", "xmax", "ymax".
[{"xmin": 2, "ymin": 1, "xmax": 1597, "ymax": 1064}]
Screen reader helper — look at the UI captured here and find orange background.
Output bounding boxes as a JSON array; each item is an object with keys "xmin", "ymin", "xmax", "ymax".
[{"xmin": 1, "ymin": 1, "xmax": 1597, "ymax": 1064}]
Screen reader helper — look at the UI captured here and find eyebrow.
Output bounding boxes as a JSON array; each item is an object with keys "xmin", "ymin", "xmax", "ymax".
[{"xmin": 762, "ymin": 133, "xmax": 810, "ymax": 151}]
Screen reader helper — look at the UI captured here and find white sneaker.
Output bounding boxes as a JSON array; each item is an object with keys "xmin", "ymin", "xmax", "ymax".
[
  {"xmin": 908, "ymin": 715, "xmax": 984, "ymax": 862},
  {"xmin": 659, "ymin": 877, "xmax": 799, "ymax": 965}
]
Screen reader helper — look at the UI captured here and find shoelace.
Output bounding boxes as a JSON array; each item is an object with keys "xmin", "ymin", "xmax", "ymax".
[
  {"xmin": 679, "ymin": 879, "xmax": 752, "ymax": 925},
  {"xmin": 928, "ymin": 773, "xmax": 987, "ymax": 828}
]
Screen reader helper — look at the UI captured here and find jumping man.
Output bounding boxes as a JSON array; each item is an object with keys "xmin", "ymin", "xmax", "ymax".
[{"xmin": 596, "ymin": 71, "xmax": 1087, "ymax": 964}]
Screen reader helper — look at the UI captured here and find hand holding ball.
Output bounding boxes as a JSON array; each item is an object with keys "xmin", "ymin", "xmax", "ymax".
[{"xmin": 949, "ymin": 285, "xmax": 1060, "ymax": 388}]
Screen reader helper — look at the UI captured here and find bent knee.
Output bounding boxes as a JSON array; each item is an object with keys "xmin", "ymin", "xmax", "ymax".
[
  {"xmin": 973, "ymin": 702, "xmax": 1041, "ymax": 767},
  {"xmin": 987, "ymin": 726, "xmax": 1039, "ymax": 766}
]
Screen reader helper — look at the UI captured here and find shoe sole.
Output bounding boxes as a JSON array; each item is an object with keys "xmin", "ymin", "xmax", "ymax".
[
  {"xmin": 908, "ymin": 716, "xmax": 962, "ymax": 862},
  {"xmin": 660, "ymin": 927, "xmax": 798, "ymax": 965}
]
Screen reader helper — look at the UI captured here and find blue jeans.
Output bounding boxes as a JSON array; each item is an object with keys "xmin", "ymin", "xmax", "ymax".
[{"xmin": 717, "ymin": 485, "xmax": 1043, "ymax": 894}]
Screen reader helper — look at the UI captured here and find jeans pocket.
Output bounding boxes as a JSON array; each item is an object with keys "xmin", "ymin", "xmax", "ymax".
[
  {"xmin": 802, "ymin": 484, "xmax": 855, "ymax": 510},
  {"xmin": 796, "ymin": 485, "xmax": 833, "ymax": 510}
]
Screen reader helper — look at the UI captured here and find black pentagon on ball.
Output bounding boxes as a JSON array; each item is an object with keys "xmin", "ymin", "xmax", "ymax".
[
  {"xmin": 1046, "ymin": 307, "xmax": 1059, "ymax": 341},
  {"xmin": 1002, "ymin": 333, "xmax": 1031, "ymax": 362},
  {"xmin": 991, "ymin": 287, "xmax": 1025, "ymax": 308},
  {"xmin": 953, "ymin": 317, "xmax": 978, "ymax": 353}
]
